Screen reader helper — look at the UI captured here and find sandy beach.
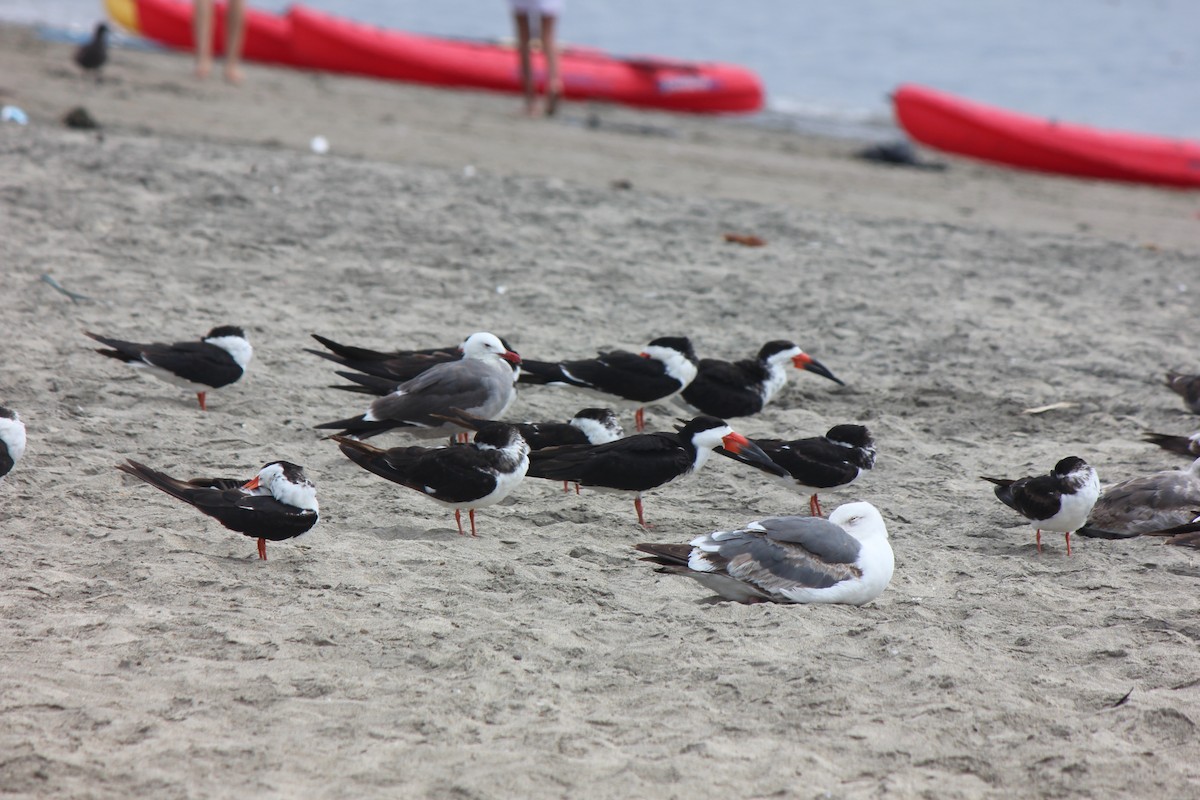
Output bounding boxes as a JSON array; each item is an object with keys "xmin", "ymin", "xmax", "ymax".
[{"xmin": 2, "ymin": 22, "xmax": 1199, "ymax": 799}]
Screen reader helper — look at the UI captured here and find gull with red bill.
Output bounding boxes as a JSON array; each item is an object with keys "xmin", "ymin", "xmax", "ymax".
[{"xmin": 315, "ymin": 332, "xmax": 521, "ymax": 439}]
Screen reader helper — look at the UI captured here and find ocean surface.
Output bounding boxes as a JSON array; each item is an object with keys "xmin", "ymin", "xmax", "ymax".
[{"xmin": 7, "ymin": 0, "xmax": 1200, "ymax": 140}]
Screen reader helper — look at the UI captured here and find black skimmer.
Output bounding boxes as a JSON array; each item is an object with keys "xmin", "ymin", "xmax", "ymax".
[
  {"xmin": 437, "ymin": 407, "xmax": 624, "ymax": 492},
  {"xmin": 519, "ymin": 337, "xmax": 699, "ymax": 431},
  {"xmin": 116, "ymin": 459, "xmax": 319, "ymax": 560},
  {"xmin": 1142, "ymin": 430, "xmax": 1200, "ymax": 458},
  {"xmin": 1075, "ymin": 458, "xmax": 1200, "ymax": 541},
  {"xmin": 0, "ymin": 406, "xmax": 26, "ymax": 482},
  {"xmin": 86, "ymin": 326, "xmax": 253, "ymax": 411},
  {"xmin": 307, "ymin": 333, "xmax": 520, "ymax": 388},
  {"xmin": 525, "ymin": 415, "xmax": 785, "ymax": 528},
  {"xmin": 435, "ymin": 407, "xmax": 624, "ymax": 450},
  {"xmin": 332, "ymin": 422, "xmax": 529, "ymax": 536},
  {"xmin": 719, "ymin": 425, "xmax": 876, "ymax": 517},
  {"xmin": 981, "ymin": 457, "xmax": 1100, "ymax": 555},
  {"xmin": 74, "ymin": 22, "xmax": 109, "ymax": 79},
  {"xmin": 315, "ymin": 332, "xmax": 520, "ymax": 439},
  {"xmin": 1165, "ymin": 371, "xmax": 1200, "ymax": 414},
  {"xmin": 635, "ymin": 501, "xmax": 893, "ymax": 605},
  {"xmin": 679, "ymin": 340, "xmax": 844, "ymax": 419}
]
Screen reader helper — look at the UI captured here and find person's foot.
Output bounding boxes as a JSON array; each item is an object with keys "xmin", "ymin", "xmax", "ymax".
[
  {"xmin": 194, "ymin": 59, "xmax": 212, "ymax": 80},
  {"xmin": 224, "ymin": 64, "xmax": 244, "ymax": 85},
  {"xmin": 546, "ymin": 83, "xmax": 563, "ymax": 116}
]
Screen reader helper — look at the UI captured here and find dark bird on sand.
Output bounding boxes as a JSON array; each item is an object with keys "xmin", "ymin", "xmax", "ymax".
[
  {"xmin": 74, "ymin": 22, "xmax": 109, "ymax": 78},
  {"xmin": 1164, "ymin": 370, "xmax": 1200, "ymax": 414},
  {"xmin": 718, "ymin": 425, "xmax": 876, "ymax": 518},
  {"xmin": 332, "ymin": 422, "xmax": 529, "ymax": 537},
  {"xmin": 525, "ymin": 415, "xmax": 784, "ymax": 528},
  {"xmin": 1143, "ymin": 430, "xmax": 1200, "ymax": 459},
  {"xmin": 981, "ymin": 457, "xmax": 1100, "ymax": 556},
  {"xmin": 116, "ymin": 459, "xmax": 319, "ymax": 560},
  {"xmin": 678, "ymin": 340, "xmax": 844, "ymax": 419},
  {"xmin": 86, "ymin": 326, "xmax": 253, "ymax": 411}
]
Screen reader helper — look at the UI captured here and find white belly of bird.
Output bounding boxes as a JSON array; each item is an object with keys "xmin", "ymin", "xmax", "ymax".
[
  {"xmin": 1039, "ymin": 480, "xmax": 1100, "ymax": 533},
  {"xmin": 431, "ymin": 454, "xmax": 529, "ymax": 511},
  {"xmin": 779, "ymin": 541, "xmax": 895, "ymax": 606}
]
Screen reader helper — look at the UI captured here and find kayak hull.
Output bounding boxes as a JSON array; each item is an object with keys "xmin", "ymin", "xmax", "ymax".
[
  {"xmin": 893, "ymin": 84, "xmax": 1200, "ymax": 188},
  {"xmin": 106, "ymin": 0, "xmax": 764, "ymax": 114}
]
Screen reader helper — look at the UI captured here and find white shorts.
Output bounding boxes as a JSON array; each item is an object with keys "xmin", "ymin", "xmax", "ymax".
[{"xmin": 509, "ymin": 0, "xmax": 563, "ymax": 15}]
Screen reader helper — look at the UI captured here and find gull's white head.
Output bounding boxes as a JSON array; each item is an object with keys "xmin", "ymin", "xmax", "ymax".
[
  {"xmin": 828, "ymin": 501, "xmax": 887, "ymax": 542},
  {"xmin": 461, "ymin": 332, "xmax": 521, "ymax": 366}
]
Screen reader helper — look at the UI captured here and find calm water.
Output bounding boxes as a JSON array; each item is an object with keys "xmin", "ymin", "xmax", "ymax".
[{"xmin": 7, "ymin": 0, "xmax": 1199, "ymax": 138}]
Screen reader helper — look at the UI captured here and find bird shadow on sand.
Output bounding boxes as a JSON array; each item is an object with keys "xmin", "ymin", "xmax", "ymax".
[{"xmin": 370, "ymin": 525, "xmax": 461, "ymax": 542}]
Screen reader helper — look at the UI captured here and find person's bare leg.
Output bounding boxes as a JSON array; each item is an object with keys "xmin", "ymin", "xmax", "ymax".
[
  {"xmin": 193, "ymin": 0, "xmax": 214, "ymax": 79},
  {"xmin": 540, "ymin": 13, "xmax": 562, "ymax": 116},
  {"xmin": 224, "ymin": 0, "xmax": 247, "ymax": 85},
  {"xmin": 513, "ymin": 12, "xmax": 537, "ymax": 116}
]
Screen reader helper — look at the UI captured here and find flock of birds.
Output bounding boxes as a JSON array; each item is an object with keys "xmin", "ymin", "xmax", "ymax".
[{"xmin": 1, "ymin": 323, "xmax": 1196, "ymax": 607}]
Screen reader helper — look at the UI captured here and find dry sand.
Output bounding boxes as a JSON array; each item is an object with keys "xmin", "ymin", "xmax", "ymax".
[{"xmin": 2, "ymin": 22, "xmax": 1199, "ymax": 799}]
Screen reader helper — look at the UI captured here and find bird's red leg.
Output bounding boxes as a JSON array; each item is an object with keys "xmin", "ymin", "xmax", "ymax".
[
  {"xmin": 574, "ymin": 482, "xmax": 581, "ymax": 495},
  {"xmin": 1065, "ymin": 531, "xmax": 1072, "ymax": 556},
  {"xmin": 257, "ymin": 538, "xmax": 267, "ymax": 560},
  {"xmin": 809, "ymin": 494, "xmax": 823, "ymax": 517},
  {"xmin": 454, "ymin": 509, "xmax": 465, "ymax": 536},
  {"xmin": 469, "ymin": 509, "xmax": 478, "ymax": 537},
  {"xmin": 634, "ymin": 494, "xmax": 649, "ymax": 528},
  {"xmin": 197, "ymin": 392, "xmax": 207, "ymax": 411},
  {"xmin": 1036, "ymin": 529, "xmax": 1042, "ymax": 553},
  {"xmin": 562, "ymin": 481, "xmax": 570, "ymax": 493},
  {"xmin": 635, "ymin": 408, "xmax": 645, "ymax": 432}
]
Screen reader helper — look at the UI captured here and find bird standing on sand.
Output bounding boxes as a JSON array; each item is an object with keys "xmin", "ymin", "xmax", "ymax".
[
  {"xmin": 74, "ymin": 22, "xmax": 109, "ymax": 80},
  {"xmin": 1164, "ymin": 370, "xmax": 1200, "ymax": 414},
  {"xmin": 525, "ymin": 415, "xmax": 785, "ymax": 528},
  {"xmin": 0, "ymin": 406, "xmax": 27, "ymax": 482},
  {"xmin": 333, "ymin": 422, "xmax": 529, "ymax": 537},
  {"xmin": 981, "ymin": 457, "xmax": 1100, "ymax": 555},
  {"xmin": 719, "ymin": 425, "xmax": 876, "ymax": 517},
  {"xmin": 679, "ymin": 340, "xmax": 844, "ymax": 419},
  {"xmin": 519, "ymin": 337, "xmax": 699, "ymax": 431},
  {"xmin": 316, "ymin": 332, "xmax": 519, "ymax": 440},
  {"xmin": 635, "ymin": 501, "xmax": 893, "ymax": 605},
  {"xmin": 116, "ymin": 459, "xmax": 319, "ymax": 560},
  {"xmin": 87, "ymin": 326, "xmax": 253, "ymax": 411}
]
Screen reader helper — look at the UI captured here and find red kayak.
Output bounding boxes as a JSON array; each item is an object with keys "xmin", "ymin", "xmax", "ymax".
[
  {"xmin": 894, "ymin": 84, "xmax": 1200, "ymax": 188},
  {"xmin": 286, "ymin": 5, "xmax": 763, "ymax": 114},
  {"xmin": 105, "ymin": 0, "xmax": 764, "ymax": 115}
]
